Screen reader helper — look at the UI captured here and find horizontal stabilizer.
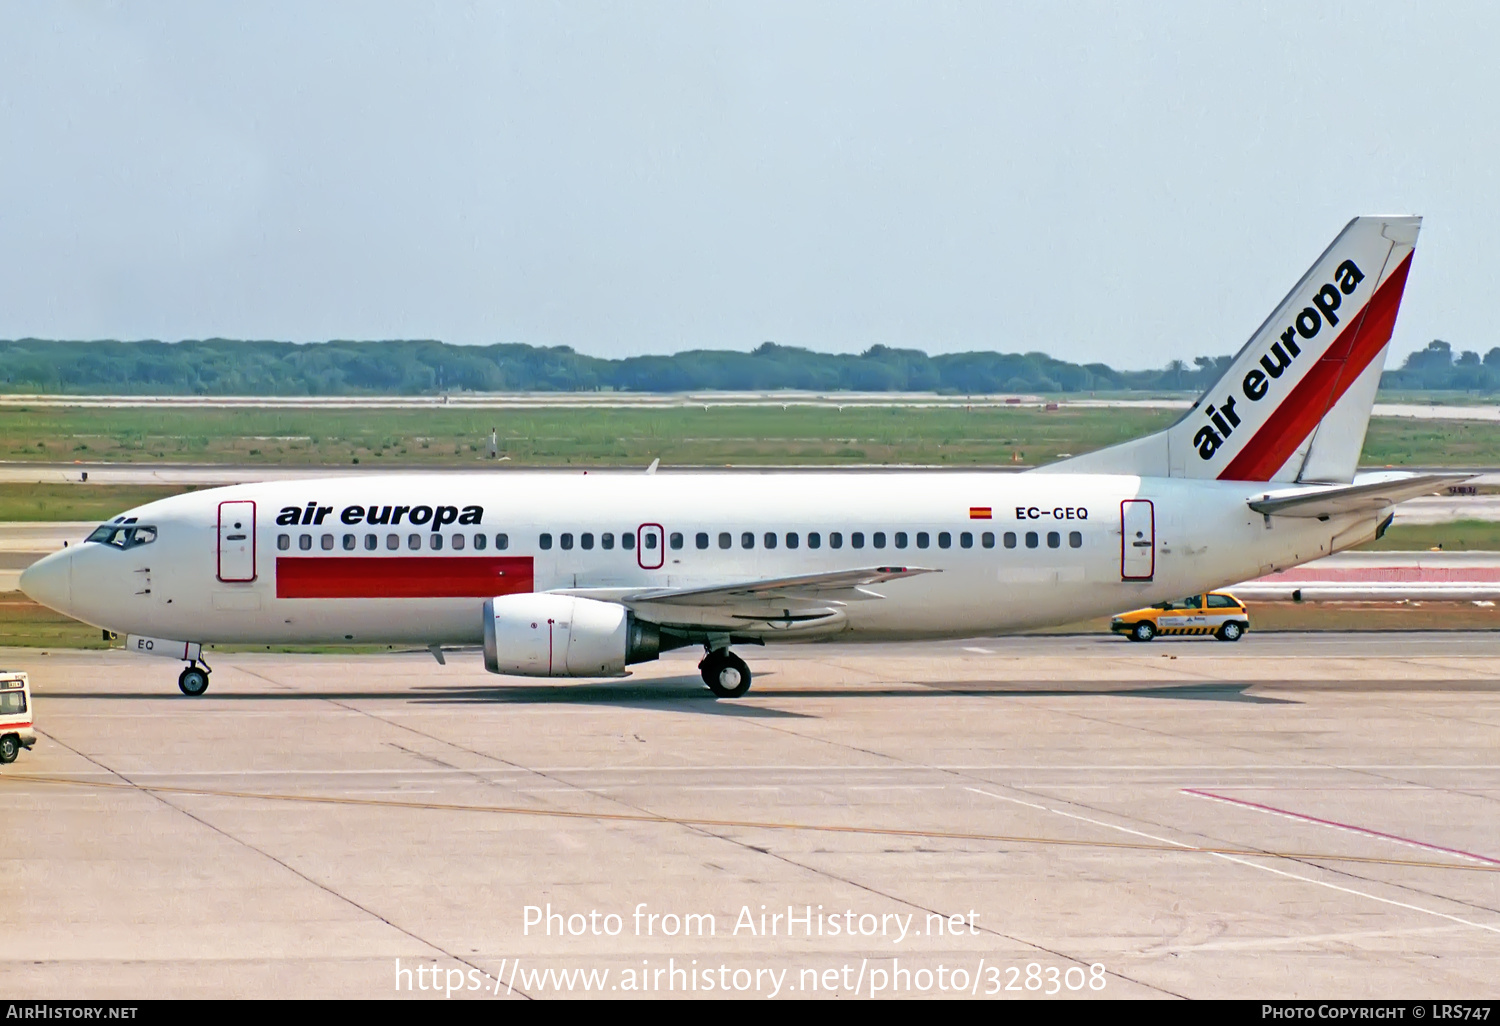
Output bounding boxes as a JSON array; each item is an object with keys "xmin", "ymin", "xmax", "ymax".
[{"xmin": 1246, "ymin": 472, "xmax": 1469, "ymax": 518}]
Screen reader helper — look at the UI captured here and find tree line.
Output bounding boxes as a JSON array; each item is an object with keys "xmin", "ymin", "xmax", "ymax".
[{"xmin": 0, "ymin": 338, "xmax": 1475, "ymax": 395}]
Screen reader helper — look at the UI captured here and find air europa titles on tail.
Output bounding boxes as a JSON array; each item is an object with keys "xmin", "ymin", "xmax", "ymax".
[
  {"xmin": 274, "ymin": 502, "xmax": 485, "ymax": 527},
  {"xmin": 1193, "ymin": 259, "xmax": 1366, "ymax": 461}
]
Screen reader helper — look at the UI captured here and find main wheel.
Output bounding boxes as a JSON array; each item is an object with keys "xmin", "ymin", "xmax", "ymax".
[
  {"xmin": 703, "ymin": 652, "xmax": 752, "ymax": 698},
  {"xmin": 178, "ymin": 667, "xmax": 210, "ymax": 696},
  {"xmin": 0, "ymin": 735, "xmax": 17, "ymax": 764},
  {"xmin": 1131, "ymin": 622, "xmax": 1156, "ymax": 642},
  {"xmin": 1217, "ymin": 621, "xmax": 1245, "ymax": 642}
]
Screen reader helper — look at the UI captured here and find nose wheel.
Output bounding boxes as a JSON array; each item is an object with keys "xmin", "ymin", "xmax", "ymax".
[
  {"xmin": 178, "ymin": 664, "xmax": 211, "ymax": 696},
  {"xmin": 700, "ymin": 649, "xmax": 752, "ymax": 698}
]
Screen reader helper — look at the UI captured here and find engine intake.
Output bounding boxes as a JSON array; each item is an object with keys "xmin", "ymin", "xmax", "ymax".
[{"xmin": 483, "ymin": 594, "xmax": 660, "ymax": 677}]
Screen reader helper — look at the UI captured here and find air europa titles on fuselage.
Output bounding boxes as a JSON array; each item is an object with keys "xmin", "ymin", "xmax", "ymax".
[
  {"xmin": 274, "ymin": 502, "xmax": 484, "ymax": 528},
  {"xmin": 1194, "ymin": 258, "xmax": 1367, "ymax": 461}
]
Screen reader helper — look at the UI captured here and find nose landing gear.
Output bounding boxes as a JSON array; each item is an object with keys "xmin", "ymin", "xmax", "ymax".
[
  {"xmin": 699, "ymin": 648, "xmax": 752, "ymax": 698},
  {"xmin": 177, "ymin": 660, "xmax": 211, "ymax": 696}
]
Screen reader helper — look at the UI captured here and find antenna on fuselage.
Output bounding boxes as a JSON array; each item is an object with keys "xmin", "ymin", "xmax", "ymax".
[{"xmin": 645, "ymin": 458, "xmax": 659, "ymax": 475}]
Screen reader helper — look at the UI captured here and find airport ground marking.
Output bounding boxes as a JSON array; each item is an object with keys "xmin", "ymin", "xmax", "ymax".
[
  {"xmin": 4, "ymin": 773, "xmax": 1499, "ymax": 875},
  {"xmin": 966, "ymin": 787, "xmax": 1500, "ymax": 939},
  {"xmin": 1183, "ymin": 788, "xmax": 1500, "ymax": 866}
]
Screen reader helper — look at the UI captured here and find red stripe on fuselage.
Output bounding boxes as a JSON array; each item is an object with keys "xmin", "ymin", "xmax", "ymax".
[
  {"xmin": 1218, "ymin": 251, "xmax": 1413, "ymax": 482},
  {"xmin": 275, "ymin": 556, "xmax": 535, "ymax": 599}
]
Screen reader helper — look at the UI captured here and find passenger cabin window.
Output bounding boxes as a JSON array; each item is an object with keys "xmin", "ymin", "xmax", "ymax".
[
  {"xmin": 387, "ymin": 534, "xmax": 399, "ymax": 550},
  {"xmin": 644, "ymin": 533, "xmax": 657, "ymax": 550},
  {"xmin": 851, "ymin": 532, "xmax": 864, "ymax": 549},
  {"xmin": 602, "ymin": 533, "xmax": 614, "ymax": 550},
  {"xmin": 430, "ymin": 534, "xmax": 443, "ymax": 551},
  {"xmin": 807, "ymin": 532, "xmax": 821, "ymax": 549},
  {"xmin": 786, "ymin": 532, "xmax": 799, "ymax": 549},
  {"xmin": 473, "ymin": 533, "xmax": 487, "ymax": 551},
  {"xmin": 452, "ymin": 534, "xmax": 465, "ymax": 550},
  {"xmin": 277, "ymin": 534, "xmax": 290, "ymax": 551},
  {"xmin": 872, "ymin": 531, "xmax": 886, "ymax": 549},
  {"xmin": 696, "ymin": 532, "xmax": 709, "ymax": 550},
  {"xmin": 718, "ymin": 532, "xmax": 731, "ymax": 550},
  {"xmin": 561, "ymin": 533, "xmax": 574, "ymax": 550},
  {"xmin": 669, "ymin": 532, "xmax": 683, "ymax": 550},
  {"xmin": 741, "ymin": 532, "xmax": 755, "ymax": 549},
  {"xmin": 982, "ymin": 532, "xmax": 995, "ymax": 548},
  {"xmin": 321, "ymin": 534, "xmax": 334, "ymax": 551},
  {"xmin": 299, "ymin": 534, "xmax": 312, "ymax": 551},
  {"xmin": 1025, "ymin": 531, "xmax": 1039, "ymax": 549},
  {"xmin": 581, "ymin": 533, "xmax": 594, "ymax": 550},
  {"xmin": 958, "ymin": 532, "xmax": 970, "ymax": 549},
  {"xmin": 1047, "ymin": 531, "xmax": 1060, "ymax": 548},
  {"xmin": 1068, "ymin": 531, "xmax": 1082, "ymax": 549},
  {"xmin": 365, "ymin": 534, "xmax": 378, "ymax": 551},
  {"xmin": 622, "ymin": 532, "xmax": 635, "ymax": 550},
  {"xmin": 539, "ymin": 533, "xmax": 553, "ymax": 550},
  {"xmin": 763, "ymin": 532, "xmax": 777, "ymax": 550},
  {"xmin": 408, "ymin": 534, "xmax": 422, "ymax": 550},
  {"xmin": 497, "ymin": 533, "xmax": 509, "ymax": 550},
  {"xmin": 894, "ymin": 531, "xmax": 907, "ymax": 549},
  {"xmin": 343, "ymin": 534, "xmax": 356, "ymax": 551},
  {"xmin": 830, "ymin": 532, "xmax": 844, "ymax": 549}
]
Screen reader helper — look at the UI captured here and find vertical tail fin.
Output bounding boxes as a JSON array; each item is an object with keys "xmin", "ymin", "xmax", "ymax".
[{"xmin": 1040, "ymin": 216, "xmax": 1419, "ymax": 483}]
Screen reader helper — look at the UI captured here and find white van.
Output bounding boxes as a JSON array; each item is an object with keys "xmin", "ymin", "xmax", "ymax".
[{"xmin": 0, "ymin": 672, "xmax": 35, "ymax": 763}]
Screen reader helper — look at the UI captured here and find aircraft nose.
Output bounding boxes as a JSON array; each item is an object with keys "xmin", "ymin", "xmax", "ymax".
[{"xmin": 19, "ymin": 550, "xmax": 72, "ymax": 612}]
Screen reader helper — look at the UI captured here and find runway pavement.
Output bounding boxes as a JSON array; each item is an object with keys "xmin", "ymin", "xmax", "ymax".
[{"xmin": 2, "ymin": 634, "xmax": 1497, "ymax": 999}]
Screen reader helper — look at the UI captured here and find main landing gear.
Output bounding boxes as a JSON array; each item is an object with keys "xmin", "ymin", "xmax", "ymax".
[
  {"xmin": 177, "ymin": 659, "xmax": 212, "ymax": 697},
  {"xmin": 699, "ymin": 647, "xmax": 752, "ymax": 698}
]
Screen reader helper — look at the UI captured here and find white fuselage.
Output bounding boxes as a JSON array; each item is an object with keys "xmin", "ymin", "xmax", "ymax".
[{"xmin": 22, "ymin": 471, "xmax": 1377, "ymax": 647}]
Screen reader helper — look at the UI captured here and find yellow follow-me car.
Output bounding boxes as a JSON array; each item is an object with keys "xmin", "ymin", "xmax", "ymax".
[{"xmin": 1110, "ymin": 592, "xmax": 1249, "ymax": 643}]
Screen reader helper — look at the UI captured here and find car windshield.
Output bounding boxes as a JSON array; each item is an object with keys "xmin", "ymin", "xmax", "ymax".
[{"xmin": 85, "ymin": 524, "xmax": 157, "ymax": 549}]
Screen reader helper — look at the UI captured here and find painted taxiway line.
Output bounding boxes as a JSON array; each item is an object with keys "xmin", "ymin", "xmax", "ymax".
[
  {"xmin": 1181, "ymin": 788, "xmax": 1500, "ymax": 866},
  {"xmin": 964, "ymin": 788, "xmax": 1500, "ymax": 939},
  {"xmin": 2, "ymin": 772, "xmax": 1495, "ymax": 875}
]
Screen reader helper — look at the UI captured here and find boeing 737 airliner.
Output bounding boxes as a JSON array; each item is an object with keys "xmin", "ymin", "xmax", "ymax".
[{"xmin": 20, "ymin": 216, "xmax": 1457, "ymax": 697}]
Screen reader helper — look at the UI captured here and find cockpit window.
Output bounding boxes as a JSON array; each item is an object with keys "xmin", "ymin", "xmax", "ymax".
[{"xmin": 85, "ymin": 524, "xmax": 157, "ymax": 549}]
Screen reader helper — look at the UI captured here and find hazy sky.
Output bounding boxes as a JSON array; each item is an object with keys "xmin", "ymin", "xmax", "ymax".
[{"xmin": 2, "ymin": 2, "xmax": 1495, "ymax": 368}]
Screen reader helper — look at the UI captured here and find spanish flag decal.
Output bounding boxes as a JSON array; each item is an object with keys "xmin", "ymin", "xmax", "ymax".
[{"xmin": 969, "ymin": 507, "xmax": 992, "ymax": 520}]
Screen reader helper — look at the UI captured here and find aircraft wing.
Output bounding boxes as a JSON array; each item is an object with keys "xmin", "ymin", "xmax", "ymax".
[
  {"xmin": 1246, "ymin": 472, "xmax": 1472, "ymax": 519},
  {"xmin": 556, "ymin": 565, "xmax": 940, "ymax": 607}
]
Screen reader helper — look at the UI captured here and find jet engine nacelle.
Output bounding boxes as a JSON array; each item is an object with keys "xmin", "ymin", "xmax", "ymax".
[{"xmin": 483, "ymin": 594, "xmax": 660, "ymax": 677}]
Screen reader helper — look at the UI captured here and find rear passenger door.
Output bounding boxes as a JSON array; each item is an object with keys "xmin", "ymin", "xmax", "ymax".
[{"xmin": 1120, "ymin": 500, "xmax": 1155, "ymax": 580}]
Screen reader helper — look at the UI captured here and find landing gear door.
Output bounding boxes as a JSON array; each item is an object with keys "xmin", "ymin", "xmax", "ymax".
[
  {"xmin": 1120, "ymin": 500, "xmax": 1155, "ymax": 581},
  {"xmin": 218, "ymin": 501, "xmax": 257, "ymax": 583}
]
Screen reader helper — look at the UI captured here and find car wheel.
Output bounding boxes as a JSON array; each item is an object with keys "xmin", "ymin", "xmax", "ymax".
[
  {"xmin": 1131, "ymin": 622, "xmax": 1156, "ymax": 642},
  {"xmin": 0, "ymin": 735, "xmax": 17, "ymax": 764},
  {"xmin": 1217, "ymin": 621, "xmax": 1245, "ymax": 642}
]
